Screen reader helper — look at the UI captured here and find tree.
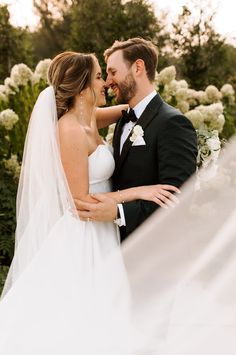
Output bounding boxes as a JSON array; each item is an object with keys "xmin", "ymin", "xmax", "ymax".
[
  {"xmin": 67, "ymin": 0, "xmax": 168, "ymax": 67},
  {"xmin": 0, "ymin": 5, "xmax": 33, "ymax": 83},
  {"xmin": 67, "ymin": 0, "xmax": 125, "ymax": 63},
  {"xmin": 169, "ymin": 3, "xmax": 234, "ymax": 90},
  {"xmin": 32, "ymin": 0, "xmax": 71, "ymax": 60},
  {"xmin": 32, "ymin": 0, "xmax": 169, "ymax": 71}
]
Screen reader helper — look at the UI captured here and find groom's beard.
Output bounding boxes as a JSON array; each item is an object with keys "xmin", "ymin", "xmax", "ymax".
[{"xmin": 115, "ymin": 73, "xmax": 137, "ymax": 104}]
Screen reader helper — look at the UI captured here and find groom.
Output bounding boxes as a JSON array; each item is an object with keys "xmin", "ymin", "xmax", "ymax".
[{"xmin": 77, "ymin": 37, "xmax": 197, "ymax": 241}]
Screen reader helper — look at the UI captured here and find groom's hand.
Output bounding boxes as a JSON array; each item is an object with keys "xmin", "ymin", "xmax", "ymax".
[{"xmin": 74, "ymin": 194, "xmax": 117, "ymax": 222}]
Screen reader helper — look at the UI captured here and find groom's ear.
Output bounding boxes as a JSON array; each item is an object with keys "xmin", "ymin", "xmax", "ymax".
[{"xmin": 132, "ymin": 59, "xmax": 145, "ymax": 77}]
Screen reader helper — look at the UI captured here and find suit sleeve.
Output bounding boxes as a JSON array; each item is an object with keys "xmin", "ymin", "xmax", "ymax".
[{"xmin": 122, "ymin": 114, "xmax": 198, "ymax": 235}]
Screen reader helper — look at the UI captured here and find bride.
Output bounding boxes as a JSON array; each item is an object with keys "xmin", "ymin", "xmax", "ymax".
[{"xmin": 0, "ymin": 51, "xmax": 178, "ymax": 354}]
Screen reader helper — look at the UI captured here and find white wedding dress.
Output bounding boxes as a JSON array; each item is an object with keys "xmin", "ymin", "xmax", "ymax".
[
  {"xmin": 0, "ymin": 88, "xmax": 135, "ymax": 355},
  {"xmin": 0, "ymin": 144, "xmax": 134, "ymax": 355}
]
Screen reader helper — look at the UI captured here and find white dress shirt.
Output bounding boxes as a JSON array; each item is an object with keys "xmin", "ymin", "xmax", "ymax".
[{"xmin": 117, "ymin": 90, "xmax": 157, "ymax": 226}]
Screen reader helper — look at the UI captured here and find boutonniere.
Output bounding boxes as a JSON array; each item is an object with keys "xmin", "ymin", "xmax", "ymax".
[{"xmin": 130, "ymin": 125, "xmax": 146, "ymax": 146}]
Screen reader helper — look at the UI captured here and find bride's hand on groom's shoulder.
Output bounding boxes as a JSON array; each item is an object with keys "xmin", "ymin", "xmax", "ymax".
[
  {"xmin": 74, "ymin": 194, "xmax": 117, "ymax": 222},
  {"xmin": 137, "ymin": 184, "xmax": 181, "ymax": 209}
]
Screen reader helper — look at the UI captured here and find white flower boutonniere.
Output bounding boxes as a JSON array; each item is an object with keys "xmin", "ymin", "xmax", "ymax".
[{"xmin": 130, "ymin": 125, "xmax": 146, "ymax": 146}]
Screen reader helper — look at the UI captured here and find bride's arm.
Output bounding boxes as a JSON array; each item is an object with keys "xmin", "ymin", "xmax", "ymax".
[
  {"xmin": 58, "ymin": 118, "xmax": 97, "ymax": 204},
  {"xmin": 96, "ymin": 105, "xmax": 128, "ymax": 129},
  {"xmin": 104, "ymin": 185, "xmax": 180, "ymax": 208}
]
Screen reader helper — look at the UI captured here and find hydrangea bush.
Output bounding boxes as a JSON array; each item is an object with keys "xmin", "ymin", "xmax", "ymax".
[
  {"xmin": 0, "ymin": 59, "xmax": 51, "ymax": 292},
  {"xmin": 155, "ymin": 66, "xmax": 235, "ymax": 169}
]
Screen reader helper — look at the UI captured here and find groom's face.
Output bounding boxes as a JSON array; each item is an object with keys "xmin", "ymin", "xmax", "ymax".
[{"xmin": 106, "ymin": 50, "xmax": 137, "ymax": 104}]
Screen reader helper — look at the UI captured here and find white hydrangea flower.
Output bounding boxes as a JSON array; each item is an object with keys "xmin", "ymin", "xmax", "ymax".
[
  {"xmin": 105, "ymin": 123, "xmax": 116, "ymax": 144},
  {"xmin": 175, "ymin": 88, "xmax": 189, "ymax": 102},
  {"xmin": 161, "ymin": 88, "xmax": 172, "ymax": 103},
  {"xmin": 157, "ymin": 66, "xmax": 176, "ymax": 85},
  {"xmin": 106, "ymin": 133, "xmax": 114, "ymax": 145},
  {"xmin": 34, "ymin": 59, "xmax": 52, "ymax": 82},
  {"xmin": 205, "ymin": 85, "xmax": 222, "ymax": 103},
  {"xmin": 168, "ymin": 80, "xmax": 179, "ymax": 94},
  {"xmin": 31, "ymin": 73, "xmax": 41, "ymax": 85},
  {"xmin": 10, "ymin": 63, "xmax": 33, "ymax": 87},
  {"xmin": 220, "ymin": 84, "xmax": 235, "ymax": 103},
  {"xmin": 208, "ymin": 113, "xmax": 225, "ymax": 132},
  {"xmin": 195, "ymin": 90, "xmax": 208, "ymax": 104},
  {"xmin": 206, "ymin": 131, "xmax": 221, "ymax": 162},
  {"xmin": 187, "ymin": 89, "xmax": 198, "ymax": 106},
  {"xmin": 176, "ymin": 100, "xmax": 189, "ymax": 113},
  {"xmin": 0, "ymin": 109, "xmax": 19, "ymax": 130},
  {"xmin": 177, "ymin": 80, "xmax": 188, "ymax": 89},
  {"xmin": 4, "ymin": 77, "xmax": 17, "ymax": 95},
  {"xmin": 4, "ymin": 154, "xmax": 21, "ymax": 179},
  {"xmin": 197, "ymin": 103, "xmax": 224, "ymax": 132},
  {"xmin": 107, "ymin": 122, "xmax": 116, "ymax": 134},
  {"xmin": 220, "ymin": 83, "xmax": 235, "ymax": 97},
  {"xmin": 185, "ymin": 109, "xmax": 204, "ymax": 129},
  {"xmin": 107, "ymin": 87, "xmax": 115, "ymax": 97},
  {"xmin": 197, "ymin": 128, "xmax": 222, "ymax": 170},
  {"xmin": 0, "ymin": 85, "xmax": 7, "ymax": 101},
  {"xmin": 206, "ymin": 130, "xmax": 221, "ymax": 150}
]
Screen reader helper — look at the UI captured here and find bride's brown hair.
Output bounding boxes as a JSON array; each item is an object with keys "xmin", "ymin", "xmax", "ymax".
[{"xmin": 48, "ymin": 51, "xmax": 96, "ymax": 119}]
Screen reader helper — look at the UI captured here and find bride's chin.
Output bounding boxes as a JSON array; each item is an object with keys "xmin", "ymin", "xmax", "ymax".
[{"xmin": 98, "ymin": 97, "xmax": 106, "ymax": 106}]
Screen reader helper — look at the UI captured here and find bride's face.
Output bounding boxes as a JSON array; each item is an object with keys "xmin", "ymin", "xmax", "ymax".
[{"xmin": 91, "ymin": 58, "xmax": 106, "ymax": 107}]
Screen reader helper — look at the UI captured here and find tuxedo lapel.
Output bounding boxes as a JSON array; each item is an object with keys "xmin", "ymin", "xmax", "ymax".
[{"xmin": 114, "ymin": 93, "xmax": 163, "ymax": 175}]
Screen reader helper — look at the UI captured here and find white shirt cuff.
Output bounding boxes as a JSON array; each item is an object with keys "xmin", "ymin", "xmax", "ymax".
[{"xmin": 116, "ymin": 203, "xmax": 126, "ymax": 227}]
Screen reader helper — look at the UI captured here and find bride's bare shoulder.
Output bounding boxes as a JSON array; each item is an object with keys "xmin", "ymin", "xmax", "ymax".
[{"xmin": 57, "ymin": 113, "xmax": 87, "ymax": 146}]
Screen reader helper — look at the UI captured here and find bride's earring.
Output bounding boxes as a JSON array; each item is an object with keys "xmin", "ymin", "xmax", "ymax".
[{"xmin": 79, "ymin": 94, "xmax": 84, "ymax": 119}]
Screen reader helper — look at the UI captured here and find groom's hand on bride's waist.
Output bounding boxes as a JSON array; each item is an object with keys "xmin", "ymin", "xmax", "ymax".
[{"xmin": 74, "ymin": 194, "xmax": 117, "ymax": 222}]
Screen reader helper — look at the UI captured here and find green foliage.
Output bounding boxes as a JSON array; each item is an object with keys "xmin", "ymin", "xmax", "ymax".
[
  {"xmin": 0, "ymin": 5, "xmax": 33, "ymax": 83},
  {"xmin": 32, "ymin": 0, "xmax": 167, "ymax": 71},
  {"xmin": 169, "ymin": 4, "xmax": 236, "ymax": 91},
  {"xmin": 221, "ymin": 102, "xmax": 236, "ymax": 140},
  {"xmin": 0, "ymin": 167, "xmax": 16, "ymax": 294}
]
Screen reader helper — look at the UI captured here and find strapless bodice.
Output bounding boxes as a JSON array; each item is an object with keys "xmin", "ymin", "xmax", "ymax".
[{"xmin": 88, "ymin": 144, "xmax": 115, "ymax": 193}]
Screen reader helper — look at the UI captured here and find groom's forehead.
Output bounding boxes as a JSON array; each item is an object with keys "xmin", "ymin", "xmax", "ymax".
[{"xmin": 106, "ymin": 50, "xmax": 126, "ymax": 71}]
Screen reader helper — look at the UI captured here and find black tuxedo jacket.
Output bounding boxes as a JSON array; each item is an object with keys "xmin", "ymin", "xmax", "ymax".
[{"xmin": 112, "ymin": 93, "xmax": 198, "ymax": 241}]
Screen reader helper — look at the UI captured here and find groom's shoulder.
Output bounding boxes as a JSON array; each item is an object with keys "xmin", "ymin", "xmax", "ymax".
[
  {"xmin": 150, "ymin": 93, "xmax": 182, "ymax": 119},
  {"xmin": 154, "ymin": 97, "xmax": 194, "ymax": 132},
  {"xmin": 159, "ymin": 99, "xmax": 181, "ymax": 118}
]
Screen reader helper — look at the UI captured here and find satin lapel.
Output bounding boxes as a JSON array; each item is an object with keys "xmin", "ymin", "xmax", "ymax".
[
  {"xmin": 115, "ymin": 93, "xmax": 163, "ymax": 175},
  {"xmin": 112, "ymin": 117, "xmax": 123, "ymax": 166}
]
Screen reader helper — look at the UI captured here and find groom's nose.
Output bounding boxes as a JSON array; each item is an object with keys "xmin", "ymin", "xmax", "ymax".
[{"xmin": 105, "ymin": 75, "xmax": 112, "ymax": 87}]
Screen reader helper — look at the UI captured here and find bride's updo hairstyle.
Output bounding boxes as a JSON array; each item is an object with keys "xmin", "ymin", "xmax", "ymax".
[{"xmin": 48, "ymin": 51, "xmax": 96, "ymax": 119}]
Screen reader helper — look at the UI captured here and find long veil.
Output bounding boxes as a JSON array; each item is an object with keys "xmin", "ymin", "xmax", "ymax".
[
  {"xmin": 122, "ymin": 134, "xmax": 236, "ymax": 354},
  {"xmin": 2, "ymin": 86, "xmax": 75, "ymax": 297}
]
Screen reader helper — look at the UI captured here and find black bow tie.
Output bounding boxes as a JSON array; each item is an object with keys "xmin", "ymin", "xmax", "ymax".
[{"xmin": 121, "ymin": 108, "xmax": 138, "ymax": 124}]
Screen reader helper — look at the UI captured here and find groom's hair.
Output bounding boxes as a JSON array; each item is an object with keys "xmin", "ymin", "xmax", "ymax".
[{"xmin": 104, "ymin": 37, "xmax": 158, "ymax": 82}]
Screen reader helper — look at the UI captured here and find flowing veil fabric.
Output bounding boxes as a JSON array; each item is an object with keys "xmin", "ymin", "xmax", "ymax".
[
  {"xmin": 122, "ymin": 134, "xmax": 236, "ymax": 354},
  {"xmin": 2, "ymin": 86, "xmax": 74, "ymax": 297}
]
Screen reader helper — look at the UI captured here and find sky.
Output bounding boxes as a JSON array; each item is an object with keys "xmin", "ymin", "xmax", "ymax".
[{"xmin": 1, "ymin": 0, "xmax": 236, "ymax": 45}]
